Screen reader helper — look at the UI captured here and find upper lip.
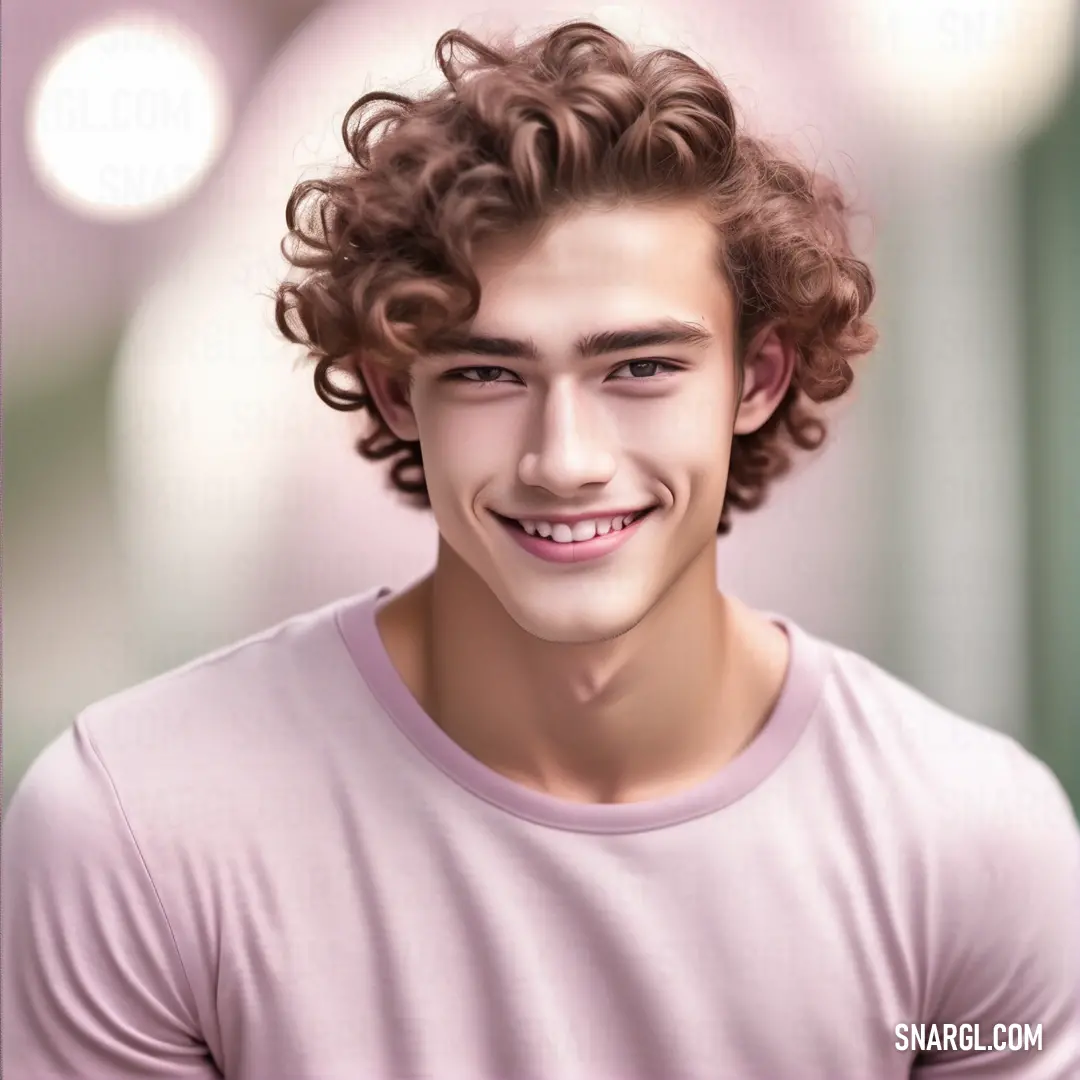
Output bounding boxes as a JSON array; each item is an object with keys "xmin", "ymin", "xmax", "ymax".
[{"xmin": 494, "ymin": 506, "xmax": 657, "ymax": 525}]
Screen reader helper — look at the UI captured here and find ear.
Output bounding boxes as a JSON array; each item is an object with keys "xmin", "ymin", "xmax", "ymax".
[
  {"xmin": 358, "ymin": 354, "xmax": 420, "ymax": 441},
  {"xmin": 732, "ymin": 324, "xmax": 797, "ymax": 436}
]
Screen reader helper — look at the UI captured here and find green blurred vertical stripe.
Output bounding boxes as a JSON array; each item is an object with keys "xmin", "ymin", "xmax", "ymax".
[{"xmin": 1022, "ymin": 71, "xmax": 1080, "ymax": 810}]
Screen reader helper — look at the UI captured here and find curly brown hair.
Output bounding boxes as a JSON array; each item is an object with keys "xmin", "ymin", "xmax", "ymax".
[{"xmin": 274, "ymin": 20, "xmax": 877, "ymax": 535}]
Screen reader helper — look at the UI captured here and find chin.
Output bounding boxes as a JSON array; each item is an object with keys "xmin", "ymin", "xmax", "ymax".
[{"xmin": 495, "ymin": 581, "xmax": 655, "ymax": 645}]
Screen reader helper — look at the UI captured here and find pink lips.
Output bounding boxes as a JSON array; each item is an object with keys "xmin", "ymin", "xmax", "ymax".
[{"xmin": 497, "ymin": 510, "xmax": 654, "ymax": 563}]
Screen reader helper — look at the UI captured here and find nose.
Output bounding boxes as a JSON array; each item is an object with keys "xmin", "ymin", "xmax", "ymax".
[{"xmin": 517, "ymin": 378, "xmax": 618, "ymax": 495}]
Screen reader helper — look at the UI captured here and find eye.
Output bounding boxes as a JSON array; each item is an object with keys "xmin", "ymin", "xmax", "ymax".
[
  {"xmin": 608, "ymin": 359, "xmax": 681, "ymax": 380},
  {"xmin": 442, "ymin": 366, "xmax": 520, "ymax": 386},
  {"xmin": 441, "ymin": 359, "xmax": 681, "ymax": 387}
]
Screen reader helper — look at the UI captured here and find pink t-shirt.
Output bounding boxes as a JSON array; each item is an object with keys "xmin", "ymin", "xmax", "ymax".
[{"xmin": 4, "ymin": 586, "xmax": 1079, "ymax": 1079}]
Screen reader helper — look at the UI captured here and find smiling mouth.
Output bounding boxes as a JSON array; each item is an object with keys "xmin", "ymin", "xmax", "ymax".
[{"xmin": 492, "ymin": 506, "xmax": 657, "ymax": 544}]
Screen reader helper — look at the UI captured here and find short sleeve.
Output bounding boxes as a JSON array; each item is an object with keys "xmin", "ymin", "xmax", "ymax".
[
  {"xmin": 913, "ymin": 754, "xmax": 1080, "ymax": 1078},
  {"xmin": 1, "ymin": 722, "xmax": 221, "ymax": 1079}
]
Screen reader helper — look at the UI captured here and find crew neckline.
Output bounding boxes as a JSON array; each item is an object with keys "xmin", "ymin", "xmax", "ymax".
[{"xmin": 336, "ymin": 585, "xmax": 830, "ymax": 833}]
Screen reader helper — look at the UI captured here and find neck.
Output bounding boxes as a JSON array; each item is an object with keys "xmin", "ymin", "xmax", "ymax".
[{"xmin": 379, "ymin": 542, "xmax": 789, "ymax": 805}]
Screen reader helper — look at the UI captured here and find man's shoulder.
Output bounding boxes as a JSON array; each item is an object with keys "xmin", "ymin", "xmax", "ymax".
[
  {"xmin": 6, "ymin": 588, "xmax": 397, "ymax": 909},
  {"xmin": 83, "ymin": 591, "xmax": 370, "ymax": 739},
  {"xmin": 822, "ymin": 637, "xmax": 1034, "ymax": 768},
  {"xmin": 813, "ymin": 635, "xmax": 1077, "ymax": 858},
  {"xmin": 813, "ymin": 644, "xmax": 1080, "ymax": 1046},
  {"xmin": 19, "ymin": 590, "xmax": 386, "ymax": 825}
]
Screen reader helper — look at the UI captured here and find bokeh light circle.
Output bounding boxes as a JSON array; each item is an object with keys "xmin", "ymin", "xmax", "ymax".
[{"xmin": 27, "ymin": 11, "xmax": 229, "ymax": 221}]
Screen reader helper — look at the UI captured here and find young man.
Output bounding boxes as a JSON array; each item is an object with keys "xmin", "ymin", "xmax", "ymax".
[{"xmin": 4, "ymin": 21, "xmax": 1078, "ymax": 1080}]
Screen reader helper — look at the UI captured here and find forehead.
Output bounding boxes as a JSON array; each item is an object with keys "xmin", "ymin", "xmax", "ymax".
[{"xmin": 469, "ymin": 202, "xmax": 735, "ymax": 341}]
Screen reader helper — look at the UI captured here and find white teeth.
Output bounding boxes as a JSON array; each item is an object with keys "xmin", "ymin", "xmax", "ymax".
[{"xmin": 515, "ymin": 510, "xmax": 649, "ymax": 543}]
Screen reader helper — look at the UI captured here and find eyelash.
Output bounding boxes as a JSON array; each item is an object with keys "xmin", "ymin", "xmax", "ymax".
[{"xmin": 442, "ymin": 359, "xmax": 682, "ymax": 387}]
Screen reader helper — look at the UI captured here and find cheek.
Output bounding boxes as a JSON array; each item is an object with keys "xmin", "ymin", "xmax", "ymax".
[
  {"xmin": 618, "ymin": 387, "xmax": 734, "ymax": 474},
  {"xmin": 413, "ymin": 399, "xmax": 522, "ymax": 495}
]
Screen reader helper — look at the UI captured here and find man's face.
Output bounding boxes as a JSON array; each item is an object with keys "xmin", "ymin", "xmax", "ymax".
[{"xmin": 404, "ymin": 201, "xmax": 741, "ymax": 644}]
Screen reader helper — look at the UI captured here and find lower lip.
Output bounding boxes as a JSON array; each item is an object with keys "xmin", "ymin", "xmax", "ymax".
[{"xmin": 495, "ymin": 510, "xmax": 655, "ymax": 564}]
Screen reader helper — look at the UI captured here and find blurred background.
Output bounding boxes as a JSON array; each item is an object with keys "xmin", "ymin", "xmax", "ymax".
[{"xmin": 3, "ymin": 0, "xmax": 1078, "ymax": 809}]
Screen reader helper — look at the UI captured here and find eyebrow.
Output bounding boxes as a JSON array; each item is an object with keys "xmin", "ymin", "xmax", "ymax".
[{"xmin": 434, "ymin": 319, "xmax": 715, "ymax": 360}]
